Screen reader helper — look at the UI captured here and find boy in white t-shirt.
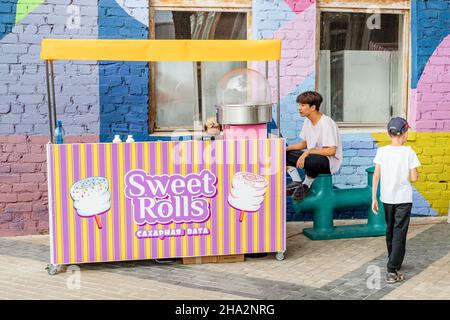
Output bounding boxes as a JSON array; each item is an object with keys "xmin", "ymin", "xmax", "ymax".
[
  {"xmin": 286, "ymin": 91, "xmax": 343, "ymax": 201},
  {"xmin": 372, "ymin": 117, "xmax": 421, "ymax": 284}
]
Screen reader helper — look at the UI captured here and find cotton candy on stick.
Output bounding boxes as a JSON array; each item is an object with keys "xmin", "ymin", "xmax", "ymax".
[
  {"xmin": 228, "ymin": 172, "xmax": 268, "ymax": 223},
  {"xmin": 70, "ymin": 177, "xmax": 111, "ymax": 230}
]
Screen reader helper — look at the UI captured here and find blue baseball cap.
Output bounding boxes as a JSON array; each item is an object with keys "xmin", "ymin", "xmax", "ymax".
[{"xmin": 387, "ymin": 117, "xmax": 410, "ymax": 136}]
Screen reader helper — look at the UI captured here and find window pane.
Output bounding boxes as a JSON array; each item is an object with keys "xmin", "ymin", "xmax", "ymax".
[
  {"xmin": 319, "ymin": 12, "xmax": 404, "ymax": 124},
  {"xmin": 154, "ymin": 10, "xmax": 247, "ymax": 129}
]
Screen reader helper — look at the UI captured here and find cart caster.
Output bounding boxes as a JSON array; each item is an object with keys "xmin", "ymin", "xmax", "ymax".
[
  {"xmin": 46, "ymin": 264, "xmax": 59, "ymax": 275},
  {"xmin": 275, "ymin": 252, "xmax": 285, "ymax": 261}
]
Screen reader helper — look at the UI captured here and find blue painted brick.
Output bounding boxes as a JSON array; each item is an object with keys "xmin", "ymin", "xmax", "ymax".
[
  {"xmin": 343, "ymin": 149, "xmax": 358, "ymax": 157},
  {"xmin": 350, "ymin": 157, "xmax": 373, "ymax": 166},
  {"xmin": 358, "ymin": 149, "xmax": 377, "ymax": 157},
  {"xmin": 351, "ymin": 141, "xmax": 374, "ymax": 149}
]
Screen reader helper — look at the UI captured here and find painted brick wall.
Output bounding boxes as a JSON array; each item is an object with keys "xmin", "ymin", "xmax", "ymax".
[
  {"xmin": 0, "ymin": 0, "xmax": 100, "ymax": 235},
  {"xmin": 98, "ymin": 0, "xmax": 149, "ymax": 143},
  {"xmin": 253, "ymin": 0, "xmax": 316, "ymax": 146},
  {"xmin": 0, "ymin": 0, "xmax": 100, "ymax": 136},
  {"xmin": 0, "ymin": 134, "xmax": 97, "ymax": 235},
  {"xmin": 410, "ymin": 0, "xmax": 450, "ymax": 131}
]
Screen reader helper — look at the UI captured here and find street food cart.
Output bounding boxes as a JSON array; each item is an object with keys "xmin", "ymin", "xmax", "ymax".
[{"xmin": 41, "ymin": 39, "xmax": 286, "ymax": 275}]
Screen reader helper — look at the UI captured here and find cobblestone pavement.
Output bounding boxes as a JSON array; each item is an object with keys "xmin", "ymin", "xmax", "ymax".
[{"xmin": 0, "ymin": 217, "xmax": 449, "ymax": 300}]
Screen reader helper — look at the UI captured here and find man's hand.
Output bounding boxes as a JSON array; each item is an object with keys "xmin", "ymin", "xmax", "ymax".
[
  {"xmin": 296, "ymin": 150, "xmax": 310, "ymax": 169},
  {"xmin": 371, "ymin": 199, "xmax": 379, "ymax": 215}
]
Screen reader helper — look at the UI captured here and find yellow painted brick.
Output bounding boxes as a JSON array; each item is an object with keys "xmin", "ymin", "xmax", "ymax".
[
  {"xmin": 425, "ymin": 174, "xmax": 439, "ymax": 181},
  {"xmin": 432, "ymin": 200, "xmax": 449, "ymax": 207},
  {"xmin": 432, "ymin": 156, "xmax": 444, "ymax": 163},
  {"xmin": 427, "ymin": 182, "xmax": 447, "ymax": 190},
  {"xmin": 436, "ymin": 138, "xmax": 450, "ymax": 145},
  {"xmin": 407, "ymin": 131, "xmax": 417, "ymax": 141},
  {"xmin": 413, "ymin": 182, "xmax": 428, "ymax": 190},
  {"xmin": 435, "ymin": 132, "xmax": 450, "ymax": 138},
  {"xmin": 444, "ymin": 156, "xmax": 450, "ymax": 163},
  {"xmin": 425, "ymin": 173, "xmax": 450, "ymax": 181},
  {"xmin": 413, "ymin": 138, "xmax": 435, "ymax": 146},
  {"xmin": 422, "ymin": 191, "xmax": 442, "ymax": 200},
  {"xmin": 422, "ymin": 165, "xmax": 444, "ymax": 174},
  {"xmin": 371, "ymin": 133, "xmax": 390, "ymax": 143},
  {"xmin": 419, "ymin": 156, "xmax": 433, "ymax": 165},
  {"xmin": 439, "ymin": 191, "xmax": 450, "ymax": 198},
  {"xmin": 436, "ymin": 208, "xmax": 448, "ymax": 215},
  {"xmin": 422, "ymin": 148, "xmax": 445, "ymax": 155}
]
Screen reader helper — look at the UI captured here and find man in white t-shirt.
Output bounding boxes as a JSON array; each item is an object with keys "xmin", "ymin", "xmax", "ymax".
[
  {"xmin": 286, "ymin": 91, "xmax": 343, "ymax": 201},
  {"xmin": 372, "ymin": 117, "xmax": 421, "ymax": 284}
]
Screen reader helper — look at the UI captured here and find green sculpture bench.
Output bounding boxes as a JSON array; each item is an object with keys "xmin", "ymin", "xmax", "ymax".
[{"xmin": 292, "ymin": 167, "xmax": 386, "ymax": 240}]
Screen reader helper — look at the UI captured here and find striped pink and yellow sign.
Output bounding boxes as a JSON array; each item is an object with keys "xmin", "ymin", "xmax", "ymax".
[{"xmin": 47, "ymin": 139, "xmax": 286, "ymax": 265}]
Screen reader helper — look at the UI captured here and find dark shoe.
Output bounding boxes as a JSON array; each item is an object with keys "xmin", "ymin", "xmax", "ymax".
[
  {"xmin": 286, "ymin": 181, "xmax": 302, "ymax": 196},
  {"xmin": 291, "ymin": 184, "xmax": 310, "ymax": 201},
  {"xmin": 386, "ymin": 271, "xmax": 405, "ymax": 283}
]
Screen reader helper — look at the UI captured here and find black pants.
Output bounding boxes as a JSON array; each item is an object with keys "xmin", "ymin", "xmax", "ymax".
[
  {"xmin": 286, "ymin": 150, "xmax": 331, "ymax": 179},
  {"xmin": 383, "ymin": 203, "xmax": 412, "ymax": 273}
]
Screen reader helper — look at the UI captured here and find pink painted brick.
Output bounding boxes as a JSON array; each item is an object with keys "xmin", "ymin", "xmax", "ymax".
[
  {"xmin": 0, "ymin": 154, "xmax": 8, "ymax": 162},
  {"xmin": 0, "ymin": 184, "xmax": 12, "ymax": 193},
  {"xmin": 21, "ymin": 173, "xmax": 46, "ymax": 183},
  {"xmin": 13, "ymin": 183, "xmax": 39, "ymax": 192},
  {"xmin": 14, "ymin": 144, "xmax": 29, "ymax": 153},
  {"xmin": 29, "ymin": 136, "xmax": 50, "ymax": 144},
  {"xmin": 10, "ymin": 163, "xmax": 37, "ymax": 173},
  {"xmin": 437, "ymin": 47, "xmax": 450, "ymax": 56},
  {"xmin": 430, "ymin": 56, "xmax": 450, "ymax": 65},
  {"xmin": 32, "ymin": 202, "xmax": 47, "ymax": 213},
  {"xmin": 3, "ymin": 144, "xmax": 14, "ymax": 153},
  {"xmin": 418, "ymin": 102, "xmax": 438, "ymax": 111},
  {"xmin": 0, "ymin": 165, "xmax": 10, "ymax": 173},
  {"xmin": 432, "ymin": 84, "xmax": 450, "ymax": 93},
  {"xmin": 421, "ymin": 94, "xmax": 444, "ymax": 102},
  {"xmin": 431, "ymin": 111, "xmax": 450, "ymax": 120},
  {"xmin": 415, "ymin": 121, "xmax": 438, "ymax": 130},
  {"xmin": 438, "ymin": 103, "xmax": 450, "ymax": 110},
  {"xmin": 0, "ymin": 174, "xmax": 20, "ymax": 183},
  {"xmin": 38, "ymin": 183, "xmax": 48, "ymax": 192},
  {"xmin": 0, "ymin": 193, "xmax": 18, "ymax": 203},
  {"xmin": 5, "ymin": 202, "xmax": 32, "ymax": 212},
  {"xmin": 30, "ymin": 145, "xmax": 43, "ymax": 154},
  {"xmin": 7, "ymin": 136, "xmax": 27, "ymax": 143},
  {"xmin": 64, "ymin": 135, "xmax": 82, "ymax": 143},
  {"xmin": 19, "ymin": 193, "xmax": 42, "ymax": 202},
  {"xmin": 22, "ymin": 153, "xmax": 46, "ymax": 163},
  {"xmin": 7, "ymin": 153, "xmax": 21, "ymax": 162}
]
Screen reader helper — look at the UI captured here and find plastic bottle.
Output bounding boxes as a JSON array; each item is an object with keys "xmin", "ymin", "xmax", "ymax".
[
  {"xmin": 55, "ymin": 120, "xmax": 65, "ymax": 144},
  {"xmin": 126, "ymin": 135, "xmax": 135, "ymax": 143},
  {"xmin": 113, "ymin": 135, "xmax": 122, "ymax": 143}
]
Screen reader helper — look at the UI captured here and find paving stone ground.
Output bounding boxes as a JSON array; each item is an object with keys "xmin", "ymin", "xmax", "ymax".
[{"xmin": 0, "ymin": 217, "xmax": 449, "ymax": 300}]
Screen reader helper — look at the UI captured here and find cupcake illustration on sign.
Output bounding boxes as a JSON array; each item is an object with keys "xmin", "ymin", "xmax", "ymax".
[
  {"xmin": 70, "ymin": 177, "xmax": 111, "ymax": 229},
  {"xmin": 227, "ymin": 172, "xmax": 268, "ymax": 222}
]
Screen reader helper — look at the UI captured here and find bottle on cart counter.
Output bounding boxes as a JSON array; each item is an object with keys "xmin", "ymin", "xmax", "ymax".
[
  {"xmin": 126, "ymin": 135, "xmax": 135, "ymax": 143},
  {"xmin": 55, "ymin": 120, "xmax": 65, "ymax": 144},
  {"xmin": 113, "ymin": 135, "xmax": 122, "ymax": 143}
]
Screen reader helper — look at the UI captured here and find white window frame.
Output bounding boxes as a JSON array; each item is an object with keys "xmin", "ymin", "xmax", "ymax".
[
  {"xmin": 148, "ymin": 0, "xmax": 252, "ymax": 133},
  {"xmin": 316, "ymin": 0, "xmax": 411, "ymax": 132}
]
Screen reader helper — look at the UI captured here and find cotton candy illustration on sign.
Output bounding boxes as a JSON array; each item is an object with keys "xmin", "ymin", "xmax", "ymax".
[
  {"xmin": 228, "ymin": 172, "xmax": 268, "ymax": 222},
  {"xmin": 70, "ymin": 177, "xmax": 111, "ymax": 229}
]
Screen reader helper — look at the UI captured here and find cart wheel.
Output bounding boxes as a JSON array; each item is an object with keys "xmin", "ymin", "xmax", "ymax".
[
  {"xmin": 275, "ymin": 252, "xmax": 285, "ymax": 261},
  {"xmin": 46, "ymin": 264, "xmax": 59, "ymax": 275}
]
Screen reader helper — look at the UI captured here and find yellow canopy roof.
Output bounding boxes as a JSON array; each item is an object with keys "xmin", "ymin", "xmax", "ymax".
[{"xmin": 41, "ymin": 39, "xmax": 281, "ymax": 62}]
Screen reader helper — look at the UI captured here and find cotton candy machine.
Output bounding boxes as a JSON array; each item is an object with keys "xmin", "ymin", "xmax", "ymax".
[
  {"xmin": 215, "ymin": 68, "xmax": 273, "ymax": 139},
  {"xmin": 216, "ymin": 68, "xmax": 273, "ymax": 125}
]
